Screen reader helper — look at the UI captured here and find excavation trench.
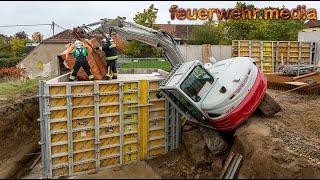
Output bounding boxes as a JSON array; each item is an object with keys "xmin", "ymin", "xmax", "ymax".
[{"xmin": 0, "ymin": 93, "xmax": 40, "ymax": 179}]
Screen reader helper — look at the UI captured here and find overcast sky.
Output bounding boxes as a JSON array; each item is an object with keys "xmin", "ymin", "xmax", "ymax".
[{"xmin": 1, "ymin": 1, "xmax": 319, "ymax": 39}]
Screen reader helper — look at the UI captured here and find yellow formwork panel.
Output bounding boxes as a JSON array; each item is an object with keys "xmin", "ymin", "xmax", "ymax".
[
  {"xmin": 49, "ymin": 86, "xmax": 66, "ymax": 95},
  {"xmin": 150, "ymin": 101, "xmax": 165, "ymax": 110},
  {"xmin": 51, "ymin": 144, "xmax": 68, "ymax": 155},
  {"xmin": 100, "ymin": 116, "xmax": 120, "ymax": 125},
  {"xmin": 100, "ymin": 126, "xmax": 120, "ymax": 137},
  {"xmin": 52, "ymin": 156, "xmax": 68, "ymax": 166},
  {"xmin": 73, "ymin": 140, "xmax": 95, "ymax": 152},
  {"xmin": 51, "ymin": 121, "xmax": 67, "ymax": 132},
  {"xmin": 149, "ymin": 110, "xmax": 165, "ymax": 119},
  {"xmin": 50, "ymin": 110, "xmax": 67, "ymax": 119},
  {"xmin": 124, "ymin": 134, "xmax": 138, "ymax": 142},
  {"xmin": 124, "ymin": 143, "xmax": 138, "ymax": 153},
  {"xmin": 100, "ymin": 146, "xmax": 120, "ymax": 158},
  {"xmin": 71, "ymin": 85, "xmax": 94, "ymax": 94},
  {"xmin": 149, "ymin": 81, "xmax": 160, "ymax": 90},
  {"xmin": 73, "ymin": 130, "xmax": 95, "ymax": 141},
  {"xmin": 74, "ymin": 162, "xmax": 96, "ymax": 173},
  {"xmin": 73, "ymin": 118, "xmax": 95, "ymax": 129},
  {"xmin": 73, "ymin": 151, "xmax": 95, "ymax": 162},
  {"xmin": 149, "ymin": 119, "xmax": 165, "ymax": 129},
  {"xmin": 99, "ymin": 106, "xmax": 119, "ymax": 115},
  {"xmin": 123, "ymin": 93, "xmax": 138, "ymax": 102},
  {"xmin": 50, "ymin": 98, "xmax": 66, "ymax": 107},
  {"xmin": 72, "ymin": 97, "xmax": 94, "ymax": 106},
  {"xmin": 149, "ymin": 129, "xmax": 165, "ymax": 138},
  {"xmin": 99, "ymin": 83, "xmax": 119, "ymax": 92},
  {"xmin": 43, "ymin": 78, "xmax": 175, "ymax": 178},
  {"xmin": 52, "ymin": 167, "xmax": 68, "ymax": 177},
  {"xmin": 124, "ymin": 153, "xmax": 138, "ymax": 162},
  {"xmin": 123, "ymin": 82, "xmax": 138, "ymax": 92},
  {"xmin": 124, "ymin": 123, "xmax": 138, "ymax": 133},
  {"xmin": 100, "ymin": 137, "xmax": 120, "ymax": 147},
  {"xmin": 72, "ymin": 107, "xmax": 94, "ymax": 118},
  {"xmin": 100, "ymin": 95, "xmax": 119, "ymax": 104},
  {"xmin": 100, "ymin": 157, "xmax": 120, "ymax": 168}
]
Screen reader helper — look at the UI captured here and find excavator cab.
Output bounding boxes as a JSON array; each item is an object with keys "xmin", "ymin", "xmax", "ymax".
[{"xmin": 160, "ymin": 60, "xmax": 213, "ymax": 122}]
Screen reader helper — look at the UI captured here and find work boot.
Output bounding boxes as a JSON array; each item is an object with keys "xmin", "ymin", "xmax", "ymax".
[
  {"xmin": 105, "ymin": 76, "xmax": 110, "ymax": 80},
  {"xmin": 112, "ymin": 76, "xmax": 117, "ymax": 79},
  {"xmin": 69, "ymin": 75, "xmax": 76, "ymax": 82},
  {"xmin": 88, "ymin": 75, "xmax": 95, "ymax": 81}
]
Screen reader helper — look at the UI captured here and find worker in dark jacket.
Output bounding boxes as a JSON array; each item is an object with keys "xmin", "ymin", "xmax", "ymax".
[
  {"xmin": 95, "ymin": 35, "xmax": 119, "ymax": 80},
  {"xmin": 69, "ymin": 40, "xmax": 94, "ymax": 81}
]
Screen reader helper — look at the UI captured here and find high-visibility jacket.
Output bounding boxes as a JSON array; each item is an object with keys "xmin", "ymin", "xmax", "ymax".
[
  {"xmin": 73, "ymin": 47, "xmax": 89, "ymax": 58},
  {"xmin": 98, "ymin": 42, "xmax": 118, "ymax": 61}
]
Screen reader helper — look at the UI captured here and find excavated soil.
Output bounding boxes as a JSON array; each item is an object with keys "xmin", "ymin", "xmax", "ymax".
[
  {"xmin": 147, "ymin": 89, "xmax": 320, "ymax": 179},
  {"xmin": 0, "ymin": 91, "xmax": 40, "ymax": 178}
]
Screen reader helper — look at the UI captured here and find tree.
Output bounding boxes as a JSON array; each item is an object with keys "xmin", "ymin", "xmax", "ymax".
[
  {"xmin": 14, "ymin": 31, "xmax": 28, "ymax": 40},
  {"xmin": 123, "ymin": 4, "xmax": 163, "ymax": 58},
  {"xmin": 32, "ymin": 32, "xmax": 44, "ymax": 42},
  {"xmin": 9, "ymin": 37, "xmax": 27, "ymax": 57}
]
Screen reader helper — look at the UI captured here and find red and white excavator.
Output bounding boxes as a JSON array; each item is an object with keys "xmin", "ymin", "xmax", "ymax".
[{"xmin": 72, "ymin": 16, "xmax": 280, "ymax": 153}]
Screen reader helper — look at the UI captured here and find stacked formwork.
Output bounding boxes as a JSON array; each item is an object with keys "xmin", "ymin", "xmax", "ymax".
[
  {"xmin": 38, "ymin": 73, "xmax": 181, "ymax": 178},
  {"xmin": 232, "ymin": 40, "xmax": 316, "ymax": 73}
]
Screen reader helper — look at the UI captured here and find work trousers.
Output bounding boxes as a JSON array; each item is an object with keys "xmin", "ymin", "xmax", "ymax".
[{"xmin": 106, "ymin": 60, "xmax": 117, "ymax": 78}]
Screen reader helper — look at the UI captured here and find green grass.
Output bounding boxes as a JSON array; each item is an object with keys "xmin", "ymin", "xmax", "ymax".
[
  {"xmin": 0, "ymin": 78, "xmax": 40, "ymax": 96},
  {"xmin": 120, "ymin": 59, "xmax": 172, "ymax": 72}
]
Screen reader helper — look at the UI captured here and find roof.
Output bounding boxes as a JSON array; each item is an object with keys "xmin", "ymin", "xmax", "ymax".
[
  {"xmin": 305, "ymin": 20, "xmax": 320, "ymax": 28},
  {"xmin": 156, "ymin": 24, "xmax": 201, "ymax": 41},
  {"xmin": 42, "ymin": 29, "xmax": 77, "ymax": 44}
]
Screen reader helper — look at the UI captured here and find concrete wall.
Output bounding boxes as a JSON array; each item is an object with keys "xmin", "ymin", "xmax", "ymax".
[
  {"xmin": 298, "ymin": 31, "xmax": 320, "ymax": 42},
  {"xmin": 17, "ymin": 43, "xmax": 67, "ymax": 78},
  {"xmin": 177, "ymin": 45, "xmax": 232, "ymax": 61}
]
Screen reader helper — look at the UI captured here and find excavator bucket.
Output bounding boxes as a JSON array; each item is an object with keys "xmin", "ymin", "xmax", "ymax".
[{"xmin": 60, "ymin": 38, "xmax": 107, "ymax": 80}]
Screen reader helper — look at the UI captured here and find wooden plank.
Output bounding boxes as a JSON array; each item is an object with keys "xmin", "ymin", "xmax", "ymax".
[{"xmin": 285, "ymin": 82, "xmax": 308, "ymax": 86}]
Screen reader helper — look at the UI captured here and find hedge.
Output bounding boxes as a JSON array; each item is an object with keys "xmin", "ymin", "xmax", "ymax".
[{"xmin": 0, "ymin": 57, "xmax": 24, "ymax": 67}]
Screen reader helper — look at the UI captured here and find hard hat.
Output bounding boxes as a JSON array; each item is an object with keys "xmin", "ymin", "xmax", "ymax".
[
  {"xmin": 75, "ymin": 40, "xmax": 83, "ymax": 48},
  {"xmin": 105, "ymin": 34, "xmax": 110, "ymax": 39},
  {"xmin": 102, "ymin": 38, "xmax": 107, "ymax": 43}
]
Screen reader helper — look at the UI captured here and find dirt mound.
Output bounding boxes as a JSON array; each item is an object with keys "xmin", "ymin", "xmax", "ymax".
[
  {"xmin": 0, "ymin": 92, "xmax": 39, "ymax": 178},
  {"xmin": 232, "ymin": 89, "xmax": 320, "ymax": 178}
]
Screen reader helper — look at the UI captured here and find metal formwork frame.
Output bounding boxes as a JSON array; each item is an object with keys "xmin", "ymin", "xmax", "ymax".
[{"xmin": 40, "ymin": 77, "xmax": 182, "ymax": 178}]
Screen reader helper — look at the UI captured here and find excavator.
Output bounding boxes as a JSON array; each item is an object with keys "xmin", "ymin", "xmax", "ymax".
[{"xmin": 71, "ymin": 16, "xmax": 281, "ymax": 154}]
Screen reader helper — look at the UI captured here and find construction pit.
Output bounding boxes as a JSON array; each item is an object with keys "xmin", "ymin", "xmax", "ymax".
[{"xmin": 0, "ymin": 70, "xmax": 320, "ymax": 179}]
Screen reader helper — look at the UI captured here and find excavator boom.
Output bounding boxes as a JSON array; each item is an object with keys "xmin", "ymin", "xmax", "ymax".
[{"xmin": 76, "ymin": 16, "xmax": 186, "ymax": 67}]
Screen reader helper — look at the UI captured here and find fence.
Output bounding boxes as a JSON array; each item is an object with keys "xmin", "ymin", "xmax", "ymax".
[
  {"xmin": 39, "ymin": 72, "xmax": 181, "ymax": 178},
  {"xmin": 232, "ymin": 40, "xmax": 316, "ymax": 73}
]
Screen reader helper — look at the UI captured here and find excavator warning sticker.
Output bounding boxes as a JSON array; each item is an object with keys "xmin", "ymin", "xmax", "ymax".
[{"xmin": 198, "ymin": 81, "xmax": 211, "ymax": 98}]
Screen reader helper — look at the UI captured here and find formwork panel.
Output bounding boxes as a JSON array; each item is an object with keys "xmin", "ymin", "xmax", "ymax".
[
  {"xmin": 72, "ymin": 118, "xmax": 95, "ymax": 129},
  {"xmin": 74, "ymin": 162, "xmax": 96, "ymax": 173},
  {"xmin": 50, "ymin": 98, "xmax": 67, "ymax": 107},
  {"xmin": 73, "ymin": 140, "xmax": 95, "ymax": 152},
  {"xmin": 99, "ymin": 95, "xmax": 119, "ymax": 104},
  {"xmin": 99, "ymin": 83, "xmax": 120, "ymax": 92},
  {"xmin": 71, "ymin": 85, "xmax": 94, "ymax": 94},
  {"xmin": 100, "ymin": 157, "xmax": 120, "ymax": 168},
  {"xmin": 72, "ymin": 97, "xmax": 94, "ymax": 106},
  {"xmin": 52, "ymin": 167, "xmax": 68, "ymax": 177},
  {"xmin": 99, "ymin": 106, "xmax": 119, "ymax": 115},
  {"xmin": 49, "ymin": 86, "xmax": 66, "ymax": 96},
  {"xmin": 72, "ymin": 107, "xmax": 95, "ymax": 118},
  {"xmin": 51, "ymin": 144, "xmax": 68, "ymax": 155},
  {"xmin": 50, "ymin": 110, "xmax": 67, "ymax": 119},
  {"xmin": 40, "ymin": 75, "xmax": 181, "ymax": 178}
]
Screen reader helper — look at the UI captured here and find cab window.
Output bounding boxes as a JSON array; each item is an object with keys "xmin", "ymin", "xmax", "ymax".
[{"xmin": 180, "ymin": 65, "xmax": 214, "ymax": 102}]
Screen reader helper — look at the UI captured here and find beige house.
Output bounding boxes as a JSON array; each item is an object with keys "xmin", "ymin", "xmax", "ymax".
[{"xmin": 17, "ymin": 30, "xmax": 77, "ymax": 79}]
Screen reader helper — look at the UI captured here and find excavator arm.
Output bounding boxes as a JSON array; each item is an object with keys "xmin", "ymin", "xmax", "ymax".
[{"xmin": 74, "ymin": 16, "xmax": 186, "ymax": 67}]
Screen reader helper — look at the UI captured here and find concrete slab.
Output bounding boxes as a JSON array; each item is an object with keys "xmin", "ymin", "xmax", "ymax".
[{"xmin": 70, "ymin": 161, "xmax": 161, "ymax": 179}]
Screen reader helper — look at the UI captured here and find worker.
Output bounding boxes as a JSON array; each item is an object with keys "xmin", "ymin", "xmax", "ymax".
[
  {"xmin": 69, "ymin": 40, "xmax": 94, "ymax": 81},
  {"xmin": 95, "ymin": 35, "xmax": 119, "ymax": 80}
]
